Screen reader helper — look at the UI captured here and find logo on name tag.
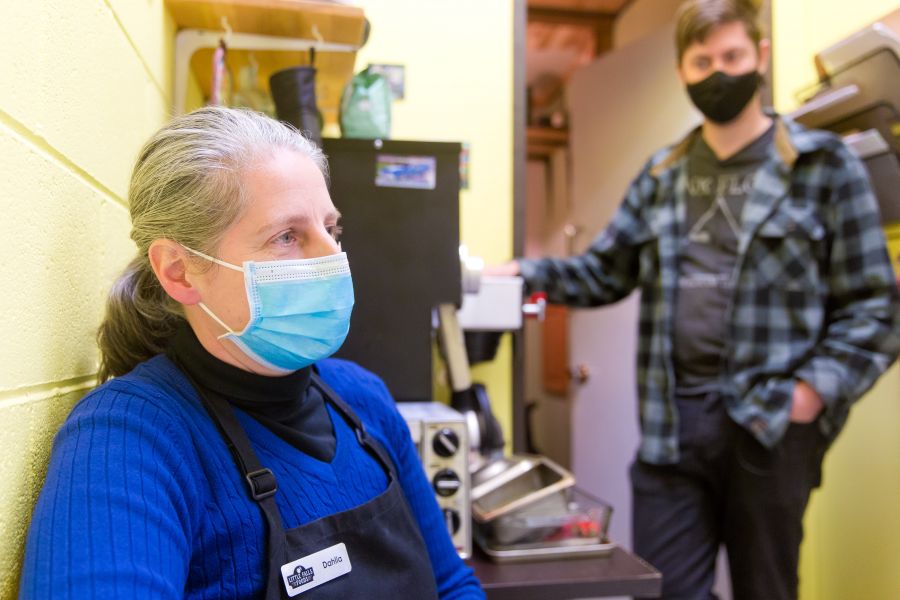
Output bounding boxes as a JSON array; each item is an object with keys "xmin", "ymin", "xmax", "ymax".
[
  {"xmin": 281, "ymin": 542, "xmax": 352, "ymax": 597},
  {"xmin": 286, "ymin": 564, "xmax": 315, "ymax": 589}
]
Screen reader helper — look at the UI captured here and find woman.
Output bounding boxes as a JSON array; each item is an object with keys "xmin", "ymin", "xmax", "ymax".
[{"xmin": 20, "ymin": 107, "xmax": 485, "ymax": 599}]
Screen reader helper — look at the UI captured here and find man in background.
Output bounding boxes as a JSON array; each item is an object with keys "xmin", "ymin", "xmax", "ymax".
[{"xmin": 489, "ymin": 0, "xmax": 900, "ymax": 598}]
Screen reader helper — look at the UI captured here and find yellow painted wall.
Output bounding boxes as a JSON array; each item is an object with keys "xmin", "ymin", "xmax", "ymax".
[
  {"xmin": 0, "ymin": 1, "xmax": 174, "ymax": 596},
  {"xmin": 772, "ymin": 0, "xmax": 900, "ymax": 112},
  {"xmin": 352, "ymin": 0, "xmax": 516, "ymax": 439},
  {"xmin": 772, "ymin": 2, "xmax": 900, "ymax": 598}
]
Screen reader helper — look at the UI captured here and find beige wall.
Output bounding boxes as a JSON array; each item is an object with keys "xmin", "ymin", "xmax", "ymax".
[
  {"xmin": 614, "ymin": 0, "xmax": 684, "ymax": 49},
  {"xmin": 0, "ymin": 1, "xmax": 174, "ymax": 596}
]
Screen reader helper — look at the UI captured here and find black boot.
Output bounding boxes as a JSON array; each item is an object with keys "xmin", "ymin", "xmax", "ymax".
[{"xmin": 269, "ymin": 66, "xmax": 323, "ymax": 147}]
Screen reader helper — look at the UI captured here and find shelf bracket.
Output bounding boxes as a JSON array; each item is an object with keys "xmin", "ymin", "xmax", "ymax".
[{"xmin": 173, "ymin": 28, "xmax": 360, "ymax": 115}]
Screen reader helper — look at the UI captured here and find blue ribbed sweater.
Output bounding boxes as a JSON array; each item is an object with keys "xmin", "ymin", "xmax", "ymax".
[{"xmin": 20, "ymin": 356, "xmax": 484, "ymax": 599}]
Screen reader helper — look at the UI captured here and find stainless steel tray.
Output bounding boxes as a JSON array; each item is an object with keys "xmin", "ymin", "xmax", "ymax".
[
  {"xmin": 471, "ymin": 454, "xmax": 575, "ymax": 523},
  {"xmin": 474, "ymin": 485, "xmax": 616, "ymax": 560},
  {"xmin": 475, "ymin": 533, "xmax": 616, "ymax": 564}
]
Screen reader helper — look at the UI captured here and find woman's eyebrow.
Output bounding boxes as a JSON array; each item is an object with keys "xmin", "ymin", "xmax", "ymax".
[
  {"xmin": 255, "ymin": 215, "xmax": 309, "ymax": 236},
  {"xmin": 255, "ymin": 210, "xmax": 342, "ymax": 236}
]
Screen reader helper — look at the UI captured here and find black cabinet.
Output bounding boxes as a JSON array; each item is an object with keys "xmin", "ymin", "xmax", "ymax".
[{"xmin": 323, "ymin": 138, "xmax": 462, "ymax": 402}]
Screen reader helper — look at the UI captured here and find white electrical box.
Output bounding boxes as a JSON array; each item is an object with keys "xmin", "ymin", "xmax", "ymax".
[{"xmin": 456, "ymin": 276, "xmax": 524, "ymax": 331}]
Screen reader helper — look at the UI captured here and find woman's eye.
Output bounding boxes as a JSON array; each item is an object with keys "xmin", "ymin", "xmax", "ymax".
[
  {"xmin": 328, "ymin": 225, "xmax": 344, "ymax": 243},
  {"xmin": 273, "ymin": 231, "xmax": 297, "ymax": 245}
]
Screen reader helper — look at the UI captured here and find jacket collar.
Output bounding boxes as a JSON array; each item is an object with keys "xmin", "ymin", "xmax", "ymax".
[{"xmin": 649, "ymin": 113, "xmax": 801, "ymax": 178}]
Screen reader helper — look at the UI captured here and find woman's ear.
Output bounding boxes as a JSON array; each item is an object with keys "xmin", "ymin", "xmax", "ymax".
[{"xmin": 148, "ymin": 240, "xmax": 201, "ymax": 305}]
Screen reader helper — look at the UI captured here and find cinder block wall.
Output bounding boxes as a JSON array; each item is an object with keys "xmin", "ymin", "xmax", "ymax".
[{"xmin": 0, "ymin": 2, "xmax": 173, "ymax": 595}]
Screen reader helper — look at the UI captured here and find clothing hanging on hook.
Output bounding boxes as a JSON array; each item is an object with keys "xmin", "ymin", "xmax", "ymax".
[
  {"xmin": 208, "ymin": 15, "xmax": 233, "ymax": 106},
  {"xmin": 209, "ymin": 38, "xmax": 228, "ymax": 106}
]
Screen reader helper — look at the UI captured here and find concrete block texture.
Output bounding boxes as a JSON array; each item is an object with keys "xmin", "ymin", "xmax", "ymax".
[
  {"xmin": 0, "ymin": 387, "xmax": 90, "ymax": 599},
  {"xmin": 0, "ymin": 0, "xmax": 173, "ymax": 197},
  {"xmin": 0, "ymin": 127, "xmax": 133, "ymax": 390},
  {"xmin": 0, "ymin": 386, "xmax": 93, "ymax": 600},
  {"xmin": 0, "ymin": 0, "xmax": 172, "ymax": 596}
]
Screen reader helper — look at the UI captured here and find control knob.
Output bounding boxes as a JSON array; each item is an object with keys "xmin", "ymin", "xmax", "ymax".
[
  {"xmin": 432, "ymin": 428, "xmax": 460, "ymax": 457},
  {"xmin": 442, "ymin": 508, "xmax": 462, "ymax": 534},
  {"xmin": 432, "ymin": 469, "xmax": 461, "ymax": 497}
]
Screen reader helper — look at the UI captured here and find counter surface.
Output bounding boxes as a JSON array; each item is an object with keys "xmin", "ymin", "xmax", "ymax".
[{"xmin": 467, "ymin": 544, "xmax": 662, "ymax": 599}]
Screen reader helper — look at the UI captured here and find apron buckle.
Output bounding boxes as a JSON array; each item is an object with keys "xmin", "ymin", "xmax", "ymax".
[{"xmin": 246, "ymin": 468, "xmax": 278, "ymax": 500}]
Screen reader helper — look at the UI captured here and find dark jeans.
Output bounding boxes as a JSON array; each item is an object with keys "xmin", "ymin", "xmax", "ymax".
[{"xmin": 632, "ymin": 392, "xmax": 828, "ymax": 600}]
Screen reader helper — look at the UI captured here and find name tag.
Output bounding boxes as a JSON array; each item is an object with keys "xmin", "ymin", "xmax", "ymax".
[{"xmin": 281, "ymin": 542, "xmax": 352, "ymax": 597}]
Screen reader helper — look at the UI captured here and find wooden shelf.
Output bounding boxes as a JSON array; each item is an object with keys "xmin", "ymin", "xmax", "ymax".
[
  {"xmin": 165, "ymin": 0, "xmax": 367, "ymax": 124},
  {"xmin": 527, "ymin": 126, "xmax": 569, "ymax": 159}
]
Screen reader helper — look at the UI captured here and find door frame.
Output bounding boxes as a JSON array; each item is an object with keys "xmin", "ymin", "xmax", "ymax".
[{"xmin": 512, "ymin": 0, "xmax": 527, "ymax": 453}]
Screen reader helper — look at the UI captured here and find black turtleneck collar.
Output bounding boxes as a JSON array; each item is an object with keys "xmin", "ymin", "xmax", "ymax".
[{"xmin": 167, "ymin": 323, "xmax": 336, "ymax": 462}]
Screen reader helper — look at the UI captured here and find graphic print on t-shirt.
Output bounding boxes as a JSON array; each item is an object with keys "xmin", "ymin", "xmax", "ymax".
[
  {"xmin": 685, "ymin": 172, "xmax": 755, "ymax": 246},
  {"xmin": 673, "ymin": 125, "xmax": 774, "ymax": 392}
]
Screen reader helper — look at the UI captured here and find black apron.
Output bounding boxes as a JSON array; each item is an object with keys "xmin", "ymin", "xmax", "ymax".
[{"xmin": 184, "ymin": 368, "xmax": 439, "ymax": 599}]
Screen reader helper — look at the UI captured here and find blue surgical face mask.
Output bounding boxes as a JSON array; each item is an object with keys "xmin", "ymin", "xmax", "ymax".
[{"xmin": 184, "ymin": 246, "xmax": 355, "ymax": 373}]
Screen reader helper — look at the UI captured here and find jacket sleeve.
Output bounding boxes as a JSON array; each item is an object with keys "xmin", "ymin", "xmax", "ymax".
[
  {"xmin": 518, "ymin": 163, "xmax": 657, "ymax": 307},
  {"xmin": 794, "ymin": 143, "xmax": 900, "ymax": 421},
  {"xmin": 19, "ymin": 387, "xmax": 199, "ymax": 600}
]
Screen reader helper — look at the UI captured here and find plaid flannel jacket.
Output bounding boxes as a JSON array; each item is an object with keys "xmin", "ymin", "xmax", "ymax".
[{"xmin": 520, "ymin": 116, "xmax": 900, "ymax": 464}]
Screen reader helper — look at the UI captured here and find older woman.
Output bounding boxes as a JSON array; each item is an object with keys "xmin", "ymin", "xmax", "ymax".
[{"xmin": 20, "ymin": 107, "xmax": 484, "ymax": 599}]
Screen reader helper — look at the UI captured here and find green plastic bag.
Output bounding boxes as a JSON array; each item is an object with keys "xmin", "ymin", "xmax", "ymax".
[{"xmin": 339, "ymin": 68, "xmax": 392, "ymax": 139}]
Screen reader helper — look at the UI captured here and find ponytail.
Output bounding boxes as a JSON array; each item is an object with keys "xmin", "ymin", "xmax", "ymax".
[{"xmin": 96, "ymin": 256, "xmax": 183, "ymax": 382}]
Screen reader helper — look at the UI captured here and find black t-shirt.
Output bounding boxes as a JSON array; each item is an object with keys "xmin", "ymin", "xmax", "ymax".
[
  {"xmin": 166, "ymin": 323, "xmax": 336, "ymax": 462},
  {"xmin": 673, "ymin": 124, "xmax": 775, "ymax": 394}
]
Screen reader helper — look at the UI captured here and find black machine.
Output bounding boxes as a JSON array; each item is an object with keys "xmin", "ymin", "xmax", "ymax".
[
  {"xmin": 324, "ymin": 138, "xmax": 461, "ymax": 402},
  {"xmin": 323, "ymin": 137, "xmax": 505, "ymax": 456}
]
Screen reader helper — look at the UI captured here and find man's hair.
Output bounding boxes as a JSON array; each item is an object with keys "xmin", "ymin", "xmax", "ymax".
[{"xmin": 675, "ymin": 0, "xmax": 763, "ymax": 62}]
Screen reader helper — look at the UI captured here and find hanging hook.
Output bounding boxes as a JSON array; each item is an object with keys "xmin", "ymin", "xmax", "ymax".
[
  {"xmin": 220, "ymin": 15, "xmax": 233, "ymax": 46},
  {"xmin": 311, "ymin": 24, "xmax": 324, "ymax": 44},
  {"xmin": 310, "ymin": 24, "xmax": 324, "ymax": 67}
]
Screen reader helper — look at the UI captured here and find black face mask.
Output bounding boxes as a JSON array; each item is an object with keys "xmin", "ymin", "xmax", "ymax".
[{"xmin": 686, "ymin": 70, "xmax": 761, "ymax": 124}]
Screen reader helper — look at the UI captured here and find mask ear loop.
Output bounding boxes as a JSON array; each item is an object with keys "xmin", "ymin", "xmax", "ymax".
[
  {"xmin": 182, "ymin": 245, "xmax": 244, "ymax": 338},
  {"xmin": 182, "ymin": 245, "xmax": 244, "ymax": 272},
  {"xmin": 197, "ymin": 302, "xmax": 237, "ymax": 338}
]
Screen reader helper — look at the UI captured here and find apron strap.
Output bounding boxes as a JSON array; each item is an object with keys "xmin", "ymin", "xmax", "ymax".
[
  {"xmin": 175, "ymin": 359, "xmax": 401, "ymax": 599},
  {"xmin": 174, "ymin": 361, "xmax": 288, "ymax": 595}
]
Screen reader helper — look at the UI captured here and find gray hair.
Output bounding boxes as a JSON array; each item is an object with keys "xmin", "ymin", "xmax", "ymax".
[{"xmin": 97, "ymin": 106, "xmax": 327, "ymax": 382}]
